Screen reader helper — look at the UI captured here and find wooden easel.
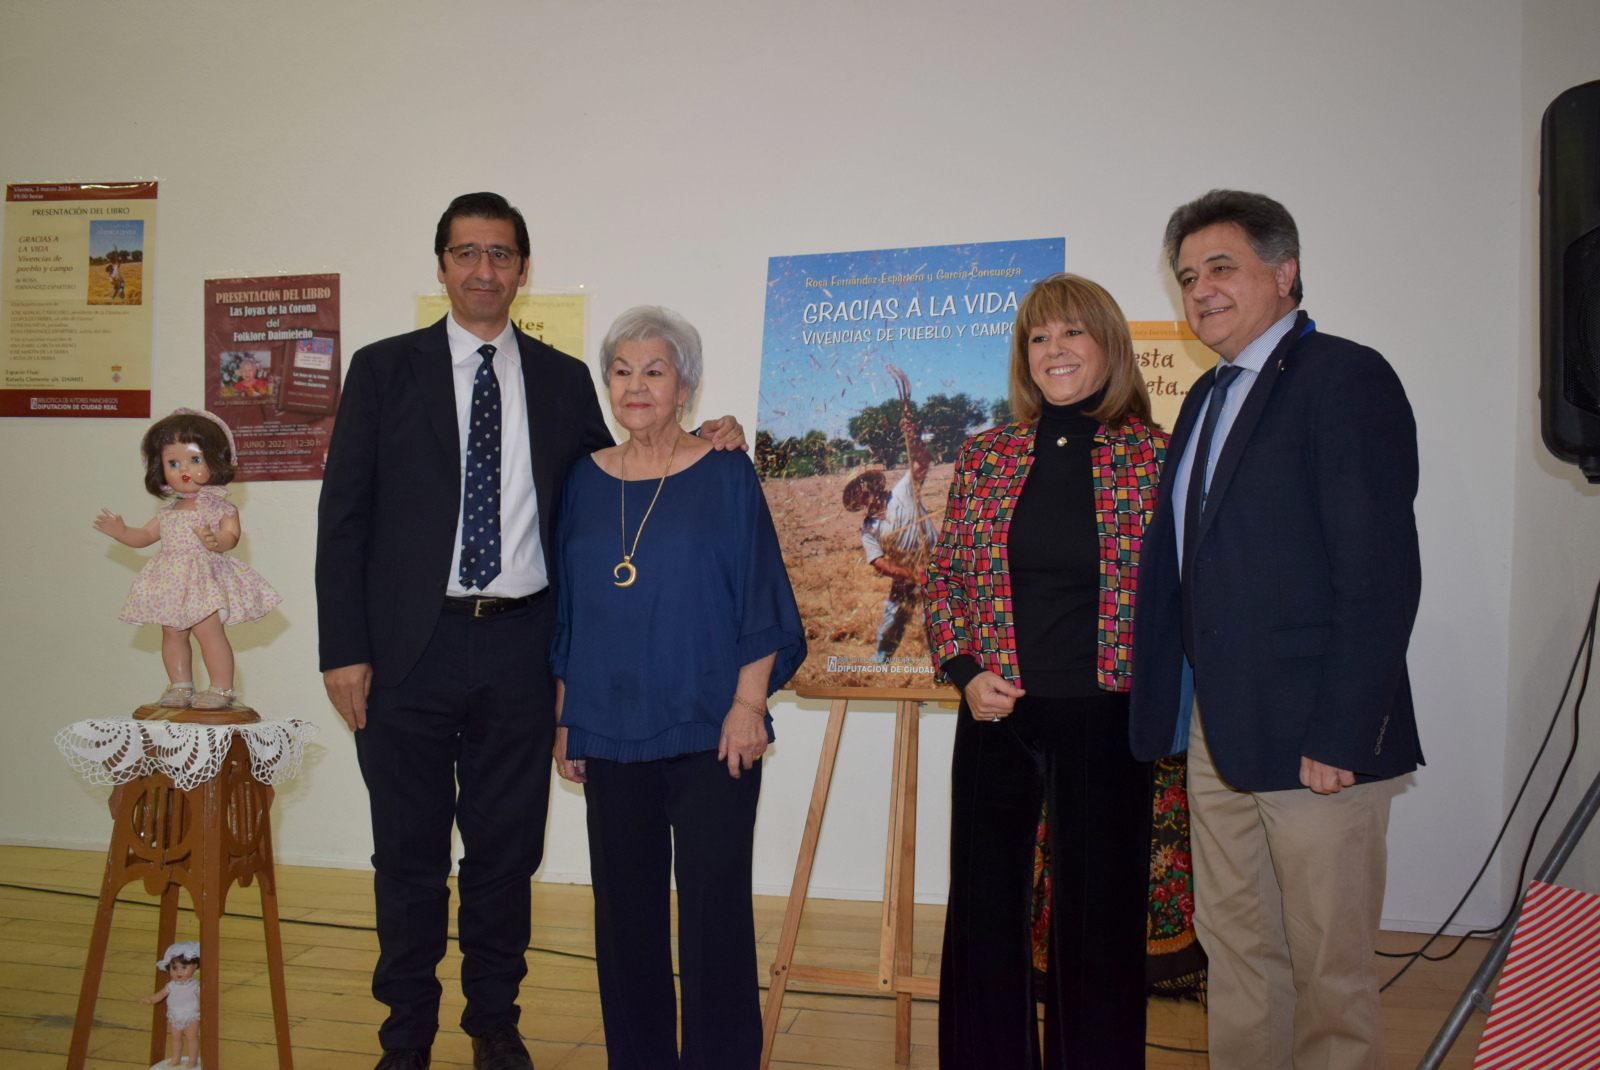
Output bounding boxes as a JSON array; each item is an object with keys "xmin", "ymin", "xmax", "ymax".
[
  {"xmin": 67, "ymin": 707, "xmax": 293, "ymax": 1070},
  {"xmin": 760, "ymin": 686, "xmax": 953, "ymax": 1068}
]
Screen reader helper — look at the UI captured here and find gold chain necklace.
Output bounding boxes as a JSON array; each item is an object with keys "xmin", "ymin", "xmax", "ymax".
[{"xmin": 614, "ymin": 433, "xmax": 680, "ymax": 587}]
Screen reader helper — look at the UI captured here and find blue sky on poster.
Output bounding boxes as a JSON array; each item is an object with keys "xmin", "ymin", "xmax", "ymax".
[
  {"xmin": 88, "ymin": 219, "xmax": 143, "ymax": 258},
  {"xmin": 757, "ymin": 238, "xmax": 1064, "ymax": 442}
]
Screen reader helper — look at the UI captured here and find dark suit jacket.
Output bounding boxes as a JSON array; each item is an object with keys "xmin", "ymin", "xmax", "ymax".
[
  {"xmin": 1128, "ymin": 311, "xmax": 1424, "ymax": 791},
  {"xmin": 316, "ymin": 317, "xmax": 613, "ymax": 686}
]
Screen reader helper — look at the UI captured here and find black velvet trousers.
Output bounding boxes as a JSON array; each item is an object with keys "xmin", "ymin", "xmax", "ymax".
[
  {"xmin": 355, "ymin": 598, "xmax": 557, "ymax": 1050},
  {"xmin": 584, "ymin": 750, "xmax": 764, "ymax": 1070},
  {"xmin": 939, "ymin": 691, "xmax": 1152, "ymax": 1069}
]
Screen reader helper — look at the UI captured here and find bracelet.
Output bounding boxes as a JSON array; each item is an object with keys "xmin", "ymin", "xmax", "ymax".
[{"xmin": 733, "ymin": 694, "xmax": 768, "ymax": 716}]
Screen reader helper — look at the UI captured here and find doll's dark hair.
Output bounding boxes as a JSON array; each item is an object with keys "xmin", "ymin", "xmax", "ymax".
[
  {"xmin": 141, "ymin": 413, "xmax": 236, "ymax": 497},
  {"xmin": 166, "ymin": 953, "xmax": 200, "ymax": 968}
]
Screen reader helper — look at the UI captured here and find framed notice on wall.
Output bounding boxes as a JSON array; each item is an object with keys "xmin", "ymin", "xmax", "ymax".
[
  {"xmin": 1, "ymin": 181, "xmax": 158, "ymax": 417},
  {"xmin": 204, "ymin": 274, "xmax": 340, "ymax": 481}
]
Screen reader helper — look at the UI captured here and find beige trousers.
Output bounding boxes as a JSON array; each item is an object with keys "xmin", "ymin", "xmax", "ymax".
[{"xmin": 1187, "ymin": 707, "xmax": 1398, "ymax": 1070}]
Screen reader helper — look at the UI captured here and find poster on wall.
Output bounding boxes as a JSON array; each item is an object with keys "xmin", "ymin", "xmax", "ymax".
[
  {"xmin": 204, "ymin": 274, "xmax": 340, "ymax": 481},
  {"xmin": 755, "ymin": 238, "xmax": 1064, "ymax": 692},
  {"xmin": 1130, "ymin": 320, "xmax": 1217, "ymax": 432},
  {"xmin": 0, "ymin": 181, "xmax": 158, "ymax": 417},
  {"xmin": 417, "ymin": 291, "xmax": 588, "ymax": 361}
]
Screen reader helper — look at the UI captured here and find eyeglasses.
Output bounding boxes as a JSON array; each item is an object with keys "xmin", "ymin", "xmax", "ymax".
[{"xmin": 443, "ymin": 244, "xmax": 522, "ymax": 268}]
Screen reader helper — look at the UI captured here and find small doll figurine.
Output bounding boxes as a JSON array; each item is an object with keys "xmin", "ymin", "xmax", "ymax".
[
  {"xmin": 94, "ymin": 409, "xmax": 281, "ymax": 710},
  {"xmin": 143, "ymin": 941, "xmax": 201, "ymax": 1068}
]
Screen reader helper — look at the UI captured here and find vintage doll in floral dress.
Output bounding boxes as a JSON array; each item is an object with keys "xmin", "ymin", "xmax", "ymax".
[{"xmin": 94, "ymin": 408, "xmax": 279, "ymax": 710}]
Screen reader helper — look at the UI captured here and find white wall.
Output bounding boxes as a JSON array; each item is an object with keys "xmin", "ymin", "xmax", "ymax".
[{"xmin": 1, "ymin": 0, "xmax": 1583, "ymax": 931}]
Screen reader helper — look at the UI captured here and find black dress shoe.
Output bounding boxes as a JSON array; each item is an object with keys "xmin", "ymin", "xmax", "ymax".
[
  {"xmin": 374, "ymin": 1048, "xmax": 431, "ymax": 1070},
  {"xmin": 472, "ymin": 1022, "xmax": 534, "ymax": 1069}
]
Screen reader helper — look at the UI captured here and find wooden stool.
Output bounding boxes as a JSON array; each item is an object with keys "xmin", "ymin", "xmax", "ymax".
[{"xmin": 66, "ymin": 707, "xmax": 293, "ymax": 1069}]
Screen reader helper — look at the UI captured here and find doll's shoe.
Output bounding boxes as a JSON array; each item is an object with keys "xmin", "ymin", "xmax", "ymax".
[
  {"xmin": 190, "ymin": 687, "xmax": 238, "ymax": 710},
  {"xmin": 156, "ymin": 684, "xmax": 195, "ymax": 709}
]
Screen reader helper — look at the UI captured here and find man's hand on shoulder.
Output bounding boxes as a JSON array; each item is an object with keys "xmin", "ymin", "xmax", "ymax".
[
  {"xmin": 1300, "ymin": 756, "xmax": 1356, "ymax": 795},
  {"xmin": 324, "ymin": 663, "xmax": 374, "ymax": 731},
  {"xmin": 698, "ymin": 415, "xmax": 748, "ymax": 452}
]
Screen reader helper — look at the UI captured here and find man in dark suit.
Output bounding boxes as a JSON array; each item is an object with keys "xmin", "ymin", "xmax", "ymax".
[
  {"xmin": 1129, "ymin": 190, "xmax": 1422, "ymax": 1070},
  {"xmin": 317, "ymin": 192, "xmax": 744, "ymax": 1070}
]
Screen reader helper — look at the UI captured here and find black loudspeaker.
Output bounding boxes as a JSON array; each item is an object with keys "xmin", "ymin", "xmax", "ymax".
[{"xmin": 1541, "ymin": 80, "xmax": 1600, "ymax": 482}]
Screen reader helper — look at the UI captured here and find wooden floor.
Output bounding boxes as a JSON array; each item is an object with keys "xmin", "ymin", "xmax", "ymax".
[{"xmin": 0, "ymin": 845, "xmax": 1488, "ymax": 1068}]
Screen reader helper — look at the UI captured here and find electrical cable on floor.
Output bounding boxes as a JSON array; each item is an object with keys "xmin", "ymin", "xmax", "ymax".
[
  {"xmin": 3, "ymin": 878, "xmax": 1210, "ymax": 1053},
  {"xmin": 1373, "ymin": 573, "xmax": 1599, "ymax": 992}
]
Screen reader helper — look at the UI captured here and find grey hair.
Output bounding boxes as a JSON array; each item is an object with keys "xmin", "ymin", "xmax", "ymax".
[
  {"xmin": 599, "ymin": 305, "xmax": 704, "ymax": 407},
  {"xmin": 1163, "ymin": 189, "xmax": 1303, "ymax": 303}
]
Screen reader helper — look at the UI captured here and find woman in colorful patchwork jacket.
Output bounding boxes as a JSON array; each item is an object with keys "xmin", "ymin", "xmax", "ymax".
[{"xmin": 925, "ymin": 273, "xmax": 1167, "ymax": 1069}]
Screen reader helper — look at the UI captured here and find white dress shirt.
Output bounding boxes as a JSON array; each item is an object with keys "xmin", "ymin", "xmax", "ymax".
[
  {"xmin": 445, "ymin": 312, "xmax": 547, "ymax": 598},
  {"xmin": 1170, "ymin": 309, "xmax": 1300, "ymax": 574}
]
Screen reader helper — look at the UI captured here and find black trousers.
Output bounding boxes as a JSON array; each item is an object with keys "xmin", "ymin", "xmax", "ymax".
[
  {"xmin": 354, "ymin": 597, "xmax": 556, "ymax": 1049},
  {"xmin": 584, "ymin": 750, "xmax": 763, "ymax": 1070},
  {"xmin": 940, "ymin": 692, "xmax": 1151, "ymax": 1070}
]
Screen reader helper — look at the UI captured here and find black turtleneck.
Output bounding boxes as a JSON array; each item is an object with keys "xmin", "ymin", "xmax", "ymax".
[{"xmin": 942, "ymin": 390, "xmax": 1104, "ymax": 698}]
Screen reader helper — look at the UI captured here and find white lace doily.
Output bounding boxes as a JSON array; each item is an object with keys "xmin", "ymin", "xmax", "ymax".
[{"xmin": 55, "ymin": 718, "xmax": 318, "ymax": 792}]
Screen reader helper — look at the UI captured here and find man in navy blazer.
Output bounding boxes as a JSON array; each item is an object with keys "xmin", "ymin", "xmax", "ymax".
[
  {"xmin": 316, "ymin": 192, "xmax": 743, "ymax": 1070},
  {"xmin": 1129, "ymin": 190, "xmax": 1422, "ymax": 1070}
]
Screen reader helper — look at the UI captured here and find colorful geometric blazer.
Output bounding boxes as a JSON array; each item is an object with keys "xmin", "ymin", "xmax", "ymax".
[{"xmin": 923, "ymin": 417, "xmax": 1168, "ymax": 692}]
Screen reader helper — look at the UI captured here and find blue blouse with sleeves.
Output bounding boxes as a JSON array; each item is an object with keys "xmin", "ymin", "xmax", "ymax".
[{"xmin": 551, "ymin": 447, "xmax": 807, "ymax": 762}]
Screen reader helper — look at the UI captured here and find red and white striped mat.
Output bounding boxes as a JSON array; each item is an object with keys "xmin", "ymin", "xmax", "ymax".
[{"xmin": 1473, "ymin": 880, "xmax": 1600, "ymax": 1069}]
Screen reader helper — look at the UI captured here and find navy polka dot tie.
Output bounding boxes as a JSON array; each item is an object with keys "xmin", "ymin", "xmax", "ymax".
[{"xmin": 459, "ymin": 344, "xmax": 502, "ymax": 589}]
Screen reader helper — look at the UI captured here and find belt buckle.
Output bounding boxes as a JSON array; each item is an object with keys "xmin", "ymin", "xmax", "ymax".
[{"xmin": 474, "ymin": 598, "xmax": 492, "ymax": 618}]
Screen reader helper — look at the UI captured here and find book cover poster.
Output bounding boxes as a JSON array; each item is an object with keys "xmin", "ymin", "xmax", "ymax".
[
  {"xmin": 417, "ymin": 292, "xmax": 587, "ymax": 362},
  {"xmin": 204, "ymin": 274, "xmax": 340, "ymax": 481},
  {"xmin": 1, "ymin": 181, "xmax": 158, "ymax": 417},
  {"xmin": 1129, "ymin": 320, "xmax": 1218, "ymax": 432},
  {"xmin": 756, "ymin": 238, "xmax": 1064, "ymax": 692}
]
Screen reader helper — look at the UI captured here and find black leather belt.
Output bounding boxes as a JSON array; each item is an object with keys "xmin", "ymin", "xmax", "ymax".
[{"xmin": 442, "ymin": 590, "xmax": 546, "ymax": 618}]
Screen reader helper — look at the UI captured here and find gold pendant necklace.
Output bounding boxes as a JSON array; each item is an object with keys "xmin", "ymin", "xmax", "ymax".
[
  {"xmin": 1055, "ymin": 435, "xmax": 1068, "ymax": 447},
  {"xmin": 614, "ymin": 433, "xmax": 680, "ymax": 587}
]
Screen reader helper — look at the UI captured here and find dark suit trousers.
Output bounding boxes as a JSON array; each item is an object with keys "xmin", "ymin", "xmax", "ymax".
[
  {"xmin": 355, "ymin": 596, "xmax": 557, "ymax": 1049},
  {"xmin": 940, "ymin": 692, "xmax": 1151, "ymax": 1070},
  {"xmin": 583, "ymin": 750, "xmax": 764, "ymax": 1070}
]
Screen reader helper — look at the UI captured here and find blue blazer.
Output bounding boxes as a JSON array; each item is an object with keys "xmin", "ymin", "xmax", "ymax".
[
  {"xmin": 315, "ymin": 317, "xmax": 613, "ymax": 686},
  {"xmin": 1128, "ymin": 311, "xmax": 1424, "ymax": 791}
]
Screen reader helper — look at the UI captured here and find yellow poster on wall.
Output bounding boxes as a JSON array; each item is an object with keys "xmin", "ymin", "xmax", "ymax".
[
  {"xmin": 1129, "ymin": 320, "xmax": 1217, "ymax": 433},
  {"xmin": 416, "ymin": 292, "xmax": 588, "ymax": 362},
  {"xmin": 1, "ymin": 181, "xmax": 158, "ymax": 417}
]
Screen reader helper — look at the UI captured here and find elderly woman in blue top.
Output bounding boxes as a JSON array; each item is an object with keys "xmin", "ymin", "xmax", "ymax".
[{"xmin": 551, "ymin": 305, "xmax": 805, "ymax": 1070}]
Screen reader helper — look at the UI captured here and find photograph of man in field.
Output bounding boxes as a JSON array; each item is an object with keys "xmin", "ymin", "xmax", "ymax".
[
  {"xmin": 87, "ymin": 219, "xmax": 144, "ymax": 306},
  {"xmin": 844, "ymin": 373, "xmax": 940, "ymax": 665},
  {"xmin": 757, "ymin": 391, "xmax": 983, "ymax": 689}
]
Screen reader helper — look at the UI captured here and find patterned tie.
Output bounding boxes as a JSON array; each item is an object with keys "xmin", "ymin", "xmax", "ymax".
[
  {"xmin": 459, "ymin": 343, "xmax": 502, "ymax": 590},
  {"xmin": 1180, "ymin": 361, "xmax": 1242, "ymax": 657}
]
